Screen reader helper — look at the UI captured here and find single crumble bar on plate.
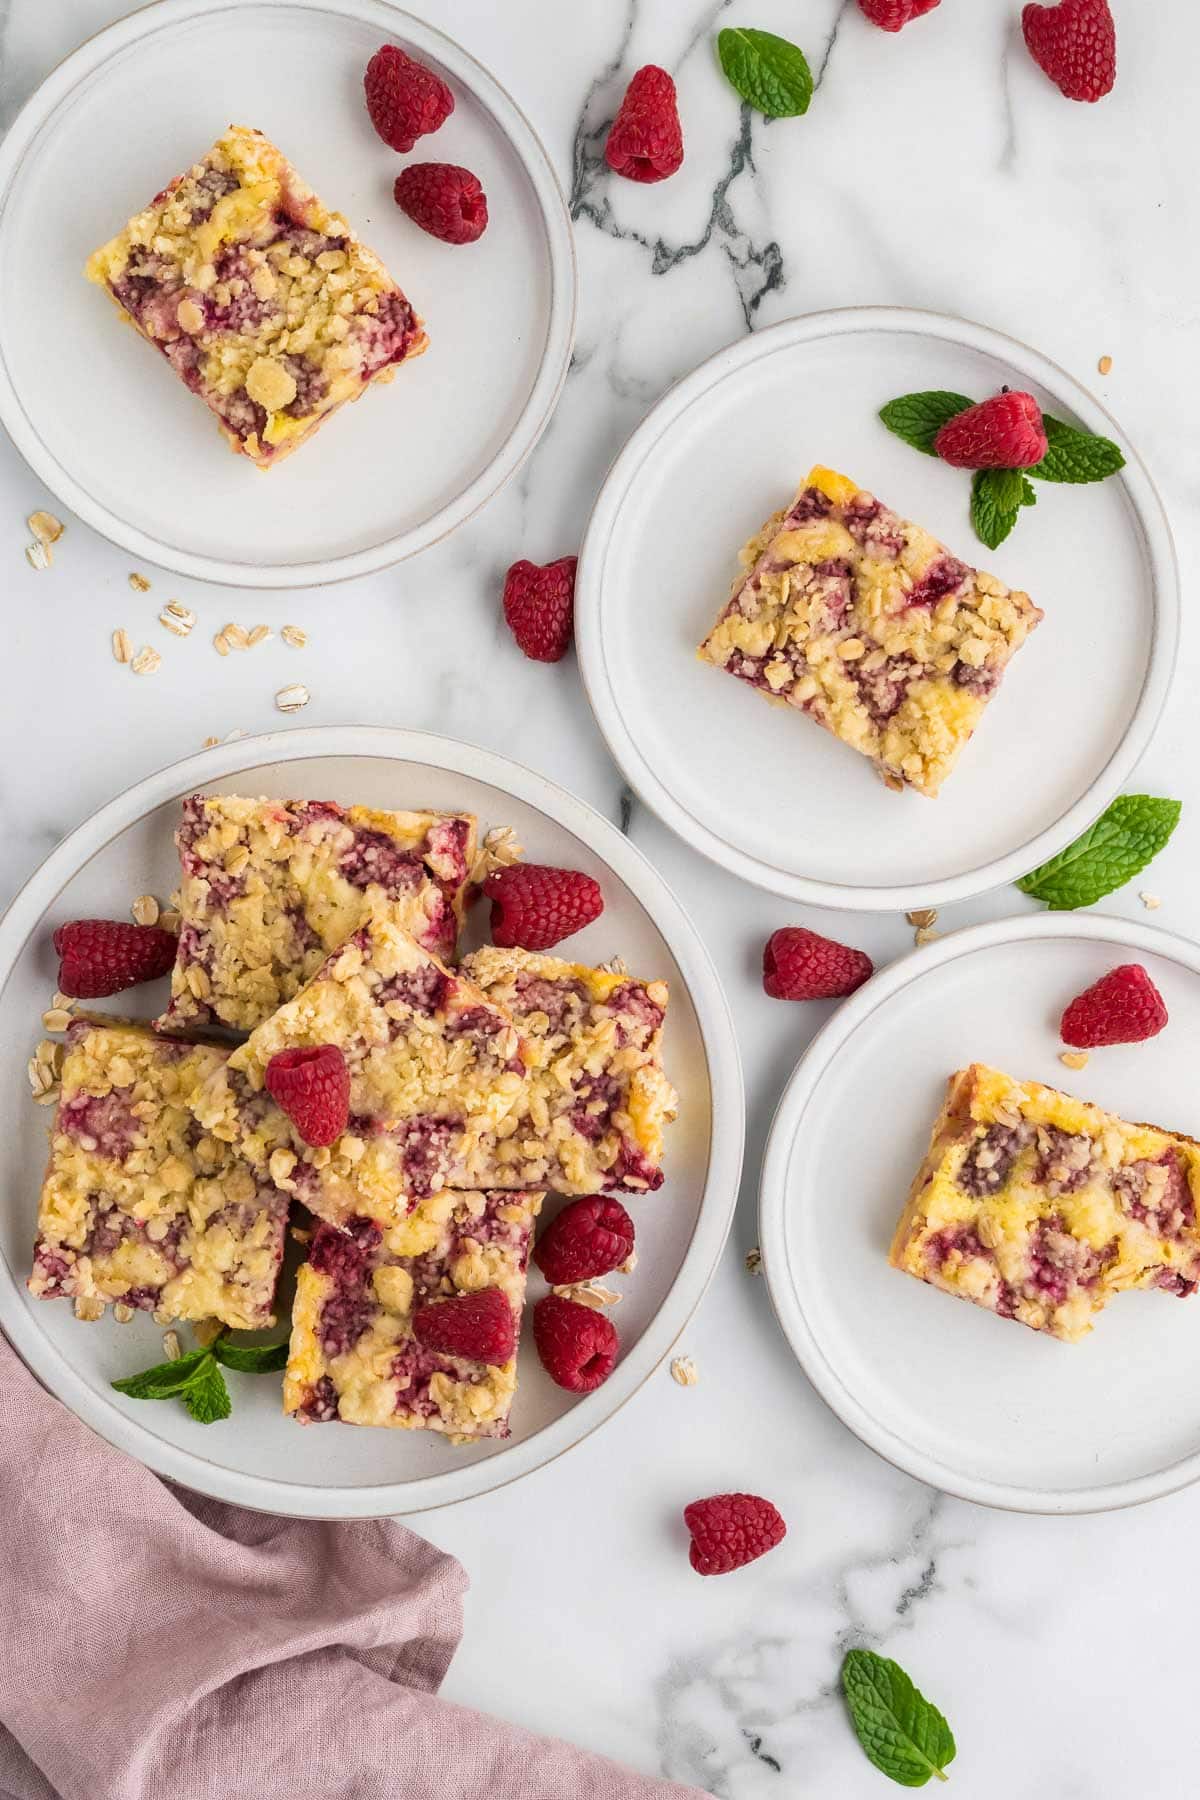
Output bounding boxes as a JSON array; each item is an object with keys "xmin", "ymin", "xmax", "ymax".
[
  {"xmin": 890, "ymin": 1064, "xmax": 1200, "ymax": 1342},
  {"xmin": 697, "ymin": 465, "xmax": 1043, "ymax": 797},
  {"xmin": 29, "ymin": 1019, "xmax": 288, "ymax": 1327},
  {"xmin": 85, "ymin": 124, "xmax": 428, "ymax": 466},
  {"xmin": 284, "ymin": 1190, "xmax": 541, "ymax": 1437},
  {"xmin": 191, "ymin": 906, "xmax": 534, "ymax": 1231},
  {"xmin": 457, "ymin": 946, "xmax": 677, "ymax": 1193},
  {"xmin": 158, "ymin": 794, "xmax": 476, "ymax": 1034}
]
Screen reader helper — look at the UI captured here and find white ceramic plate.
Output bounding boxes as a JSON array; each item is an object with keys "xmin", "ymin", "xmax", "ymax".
[
  {"xmin": 0, "ymin": 727, "xmax": 741, "ymax": 1517},
  {"xmin": 575, "ymin": 308, "xmax": 1177, "ymax": 913},
  {"xmin": 759, "ymin": 912, "xmax": 1200, "ymax": 1514},
  {"xmin": 0, "ymin": 0, "xmax": 576, "ymax": 588}
]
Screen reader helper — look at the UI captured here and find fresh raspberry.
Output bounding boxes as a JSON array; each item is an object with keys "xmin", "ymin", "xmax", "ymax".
[
  {"xmin": 533, "ymin": 1196, "xmax": 635, "ymax": 1286},
  {"xmin": 933, "ymin": 391, "xmax": 1048, "ymax": 470},
  {"xmin": 604, "ymin": 65, "xmax": 684, "ymax": 184},
  {"xmin": 763, "ymin": 928, "xmax": 873, "ymax": 1002},
  {"xmin": 533, "ymin": 1294, "xmax": 619, "ymax": 1392},
  {"xmin": 394, "ymin": 163, "xmax": 488, "ymax": 244},
  {"xmin": 485, "ymin": 863, "xmax": 603, "ymax": 952},
  {"xmin": 1060, "ymin": 964, "xmax": 1168, "ymax": 1049},
  {"xmin": 502, "ymin": 556, "xmax": 577, "ymax": 663},
  {"xmin": 53, "ymin": 919, "xmax": 177, "ymax": 999},
  {"xmin": 264, "ymin": 1045, "xmax": 350, "ymax": 1147},
  {"xmin": 683, "ymin": 1492, "xmax": 787, "ymax": 1577},
  {"xmin": 1022, "ymin": 0, "xmax": 1116, "ymax": 103},
  {"xmin": 857, "ymin": 0, "xmax": 940, "ymax": 29},
  {"xmin": 412, "ymin": 1287, "xmax": 516, "ymax": 1364},
  {"xmin": 364, "ymin": 45, "xmax": 454, "ymax": 152}
]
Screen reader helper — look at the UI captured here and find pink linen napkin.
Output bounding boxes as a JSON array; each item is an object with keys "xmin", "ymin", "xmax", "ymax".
[{"xmin": 0, "ymin": 1331, "xmax": 705, "ymax": 1800}]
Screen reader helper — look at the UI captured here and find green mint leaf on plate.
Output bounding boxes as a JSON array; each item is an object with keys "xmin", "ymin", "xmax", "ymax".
[
  {"xmin": 842, "ymin": 1649, "xmax": 956, "ymax": 1787},
  {"xmin": 716, "ymin": 28, "xmax": 813, "ymax": 117},
  {"xmin": 878, "ymin": 391, "xmax": 973, "ymax": 457},
  {"xmin": 1027, "ymin": 414, "xmax": 1125, "ymax": 484},
  {"xmin": 112, "ymin": 1347, "xmax": 211, "ymax": 1400},
  {"xmin": 212, "ymin": 1337, "xmax": 290, "ymax": 1373},
  {"xmin": 183, "ymin": 1360, "xmax": 232, "ymax": 1424},
  {"xmin": 970, "ymin": 467, "xmax": 1028, "ymax": 550},
  {"xmin": 1017, "ymin": 794, "xmax": 1182, "ymax": 910}
]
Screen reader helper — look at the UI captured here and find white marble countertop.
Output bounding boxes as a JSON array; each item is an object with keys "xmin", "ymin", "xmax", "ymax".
[{"xmin": 2, "ymin": 0, "xmax": 1196, "ymax": 1792}]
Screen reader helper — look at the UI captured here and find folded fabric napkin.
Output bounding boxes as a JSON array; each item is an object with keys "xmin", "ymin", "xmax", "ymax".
[{"xmin": 0, "ymin": 1330, "xmax": 704, "ymax": 1800}]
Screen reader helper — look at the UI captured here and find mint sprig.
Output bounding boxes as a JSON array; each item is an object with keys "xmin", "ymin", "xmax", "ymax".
[
  {"xmin": 878, "ymin": 392, "xmax": 972, "ymax": 457},
  {"xmin": 970, "ymin": 468, "xmax": 1036, "ymax": 551},
  {"xmin": 1016, "ymin": 794, "xmax": 1181, "ymax": 910},
  {"xmin": 716, "ymin": 28, "xmax": 813, "ymax": 117},
  {"xmin": 842, "ymin": 1649, "xmax": 956, "ymax": 1787},
  {"xmin": 112, "ymin": 1331, "xmax": 290, "ymax": 1422},
  {"xmin": 1028, "ymin": 414, "xmax": 1125, "ymax": 484}
]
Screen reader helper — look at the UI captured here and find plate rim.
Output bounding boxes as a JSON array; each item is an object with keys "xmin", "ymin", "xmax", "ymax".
[
  {"xmin": 0, "ymin": 724, "xmax": 743, "ymax": 1516},
  {"xmin": 0, "ymin": 0, "xmax": 578, "ymax": 589},
  {"xmin": 575, "ymin": 304, "xmax": 1179, "ymax": 913},
  {"xmin": 758, "ymin": 909, "xmax": 1200, "ymax": 1515}
]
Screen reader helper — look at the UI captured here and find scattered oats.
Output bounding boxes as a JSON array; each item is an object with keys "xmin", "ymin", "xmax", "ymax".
[
  {"xmin": 469, "ymin": 825, "xmax": 523, "ymax": 884},
  {"xmin": 159, "ymin": 909, "xmax": 181, "ymax": 933},
  {"xmin": 74, "ymin": 1296, "xmax": 105, "ymax": 1322},
  {"xmin": 130, "ymin": 645, "xmax": 162, "ymax": 676},
  {"xmin": 128, "ymin": 572, "xmax": 151, "ymax": 592},
  {"xmin": 112, "ymin": 628, "xmax": 133, "ymax": 664},
  {"xmin": 51, "ymin": 991, "xmax": 75, "ymax": 1014},
  {"xmin": 1098, "ymin": 354, "xmax": 1113, "ymax": 376},
  {"xmin": 26, "ymin": 1056, "xmax": 50, "ymax": 1098},
  {"xmin": 25, "ymin": 539, "xmax": 51, "ymax": 570},
  {"xmin": 1060, "ymin": 1050, "xmax": 1090, "ymax": 1071},
  {"xmin": 28, "ymin": 511, "xmax": 63, "ymax": 545},
  {"xmin": 281, "ymin": 623, "xmax": 309, "ymax": 648},
  {"xmin": 162, "ymin": 1330, "xmax": 182, "ymax": 1362},
  {"xmin": 41, "ymin": 1008, "xmax": 72, "ymax": 1033},
  {"xmin": 33, "ymin": 1086, "xmax": 61, "ymax": 1106},
  {"xmin": 152, "ymin": 1307, "xmax": 173, "ymax": 1326},
  {"xmin": 275, "ymin": 682, "xmax": 310, "ymax": 714},
  {"xmin": 1139, "ymin": 891, "xmax": 1162, "ymax": 911},
  {"xmin": 598, "ymin": 956, "xmax": 629, "ymax": 976},
  {"xmin": 159, "ymin": 600, "xmax": 196, "ymax": 637},
  {"xmin": 213, "ymin": 631, "xmax": 231, "ymax": 657},
  {"xmin": 246, "ymin": 623, "xmax": 272, "ymax": 647},
  {"xmin": 906, "ymin": 908, "xmax": 938, "ymax": 929},
  {"xmin": 670, "ymin": 1356, "xmax": 699, "ymax": 1387},
  {"xmin": 223, "ymin": 621, "xmax": 249, "ymax": 650},
  {"xmin": 202, "ymin": 735, "xmax": 221, "ymax": 748},
  {"xmin": 290, "ymin": 1224, "xmax": 312, "ymax": 1245},
  {"xmin": 36, "ymin": 1039, "xmax": 63, "ymax": 1072},
  {"xmin": 131, "ymin": 893, "xmax": 160, "ymax": 926},
  {"xmin": 745, "ymin": 1246, "xmax": 762, "ymax": 1276},
  {"xmin": 915, "ymin": 926, "xmax": 939, "ymax": 947},
  {"xmin": 193, "ymin": 1316, "xmax": 224, "ymax": 1348},
  {"xmin": 552, "ymin": 1282, "xmax": 620, "ymax": 1309},
  {"xmin": 113, "ymin": 1302, "xmax": 135, "ymax": 1324},
  {"xmin": 619, "ymin": 1249, "xmax": 638, "ymax": 1275}
]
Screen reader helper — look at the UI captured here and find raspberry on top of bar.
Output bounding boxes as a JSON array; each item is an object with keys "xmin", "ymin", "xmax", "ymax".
[
  {"xmin": 85, "ymin": 125, "xmax": 428, "ymax": 466},
  {"xmin": 284, "ymin": 1190, "xmax": 541, "ymax": 1437},
  {"xmin": 697, "ymin": 466, "xmax": 1043, "ymax": 798},
  {"xmin": 30, "ymin": 1019, "xmax": 288, "ymax": 1328},
  {"xmin": 890, "ymin": 1064, "xmax": 1200, "ymax": 1342},
  {"xmin": 159, "ymin": 794, "xmax": 476, "ymax": 1035},
  {"xmin": 191, "ymin": 907, "xmax": 534, "ymax": 1231},
  {"xmin": 458, "ymin": 946, "xmax": 676, "ymax": 1194}
]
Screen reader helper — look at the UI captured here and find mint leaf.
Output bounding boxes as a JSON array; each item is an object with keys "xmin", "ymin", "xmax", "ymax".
[
  {"xmin": 213, "ymin": 1337, "xmax": 289, "ymax": 1373},
  {"xmin": 1027, "ymin": 414, "xmax": 1125, "ymax": 484},
  {"xmin": 970, "ymin": 467, "xmax": 1027, "ymax": 551},
  {"xmin": 1017, "ymin": 794, "xmax": 1182, "ymax": 910},
  {"xmin": 716, "ymin": 28, "xmax": 813, "ymax": 117},
  {"xmin": 879, "ymin": 391, "xmax": 973, "ymax": 457},
  {"xmin": 842, "ymin": 1649, "xmax": 955, "ymax": 1787},
  {"xmin": 1019, "ymin": 475, "xmax": 1037, "ymax": 507},
  {"xmin": 184, "ymin": 1361, "xmax": 232, "ymax": 1423},
  {"xmin": 112, "ymin": 1348, "xmax": 211, "ymax": 1400}
]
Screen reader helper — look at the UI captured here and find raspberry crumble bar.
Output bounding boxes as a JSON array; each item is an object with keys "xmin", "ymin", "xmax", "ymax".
[
  {"xmin": 85, "ymin": 125, "xmax": 427, "ymax": 466},
  {"xmin": 697, "ymin": 466, "xmax": 1043, "ymax": 797},
  {"xmin": 30, "ymin": 1020, "xmax": 288, "ymax": 1328},
  {"xmin": 458, "ymin": 947, "xmax": 676, "ymax": 1193},
  {"xmin": 284, "ymin": 1190, "xmax": 541, "ymax": 1436},
  {"xmin": 890, "ymin": 1064, "xmax": 1200, "ymax": 1342},
  {"xmin": 159, "ymin": 794, "xmax": 476, "ymax": 1035},
  {"xmin": 191, "ymin": 907, "xmax": 534, "ymax": 1230}
]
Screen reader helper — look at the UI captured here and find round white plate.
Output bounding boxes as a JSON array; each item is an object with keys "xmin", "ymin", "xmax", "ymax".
[
  {"xmin": 0, "ymin": 727, "xmax": 741, "ymax": 1517},
  {"xmin": 575, "ymin": 308, "xmax": 1177, "ymax": 913},
  {"xmin": 0, "ymin": 0, "xmax": 576, "ymax": 588},
  {"xmin": 760, "ymin": 912, "xmax": 1200, "ymax": 1514}
]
